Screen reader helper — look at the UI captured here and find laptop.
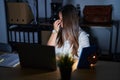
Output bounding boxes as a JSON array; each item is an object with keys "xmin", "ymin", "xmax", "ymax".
[
  {"xmin": 77, "ymin": 45, "xmax": 97, "ymax": 69},
  {"xmin": 15, "ymin": 43, "xmax": 57, "ymax": 71}
]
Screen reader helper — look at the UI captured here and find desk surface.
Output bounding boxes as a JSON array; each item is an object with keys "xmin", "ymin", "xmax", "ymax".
[{"xmin": 0, "ymin": 61, "xmax": 120, "ymax": 80}]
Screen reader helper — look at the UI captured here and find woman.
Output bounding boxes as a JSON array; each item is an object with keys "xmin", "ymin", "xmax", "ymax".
[{"xmin": 47, "ymin": 4, "xmax": 90, "ymax": 60}]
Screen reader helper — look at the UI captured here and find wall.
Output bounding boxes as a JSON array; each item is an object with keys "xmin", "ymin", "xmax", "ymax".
[
  {"xmin": 38, "ymin": 0, "xmax": 51, "ymax": 18},
  {"xmin": 38, "ymin": 0, "xmax": 120, "ymax": 20},
  {"xmin": 0, "ymin": 0, "xmax": 7, "ymax": 43},
  {"xmin": 103, "ymin": 0, "xmax": 120, "ymax": 20},
  {"xmin": 72, "ymin": 0, "xmax": 120, "ymax": 20}
]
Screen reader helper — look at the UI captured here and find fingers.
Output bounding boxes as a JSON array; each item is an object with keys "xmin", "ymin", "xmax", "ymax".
[
  {"xmin": 53, "ymin": 20, "xmax": 61, "ymax": 31},
  {"xmin": 54, "ymin": 20, "xmax": 61, "ymax": 27}
]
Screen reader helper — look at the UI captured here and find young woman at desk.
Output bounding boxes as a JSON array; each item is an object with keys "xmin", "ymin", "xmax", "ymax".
[{"xmin": 47, "ymin": 4, "xmax": 90, "ymax": 69}]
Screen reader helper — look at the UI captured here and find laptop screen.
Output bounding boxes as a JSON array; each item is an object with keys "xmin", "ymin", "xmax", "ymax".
[
  {"xmin": 15, "ymin": 43, "xmax": 57, "ymax": 71},
  {"xmin": 77, "ymin": 45, "xmax": 97, "ymax": 69}
]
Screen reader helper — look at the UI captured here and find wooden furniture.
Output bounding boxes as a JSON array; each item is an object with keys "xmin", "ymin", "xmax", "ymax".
[
  {"xmin": 83, "ymin": 5, "xmax": 112, "ymax": 24},
  {"xmin": 0, "ymin": 60, "xmax": 120, "ymax": 80},
  {"xmin": 5, "ymin": 0, "xmax": 52, "ymax": 51},
  {"xmin": 7, "ymin": 24, "xmax": 52, "ymax": 51}
]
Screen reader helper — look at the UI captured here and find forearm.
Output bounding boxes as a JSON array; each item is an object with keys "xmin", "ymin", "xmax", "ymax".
[
  {"xmin": 47, "ymin": 32, "xmax": 58, "ymax": 46},
  {"xmin": 47, "ymin": 19, "xmax": 61, "ymax": 46}
]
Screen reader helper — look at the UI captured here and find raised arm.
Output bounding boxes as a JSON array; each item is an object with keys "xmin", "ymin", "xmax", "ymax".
[{"xmin": 47, "ymin": 20, "xmax": 61, "ymax": 46}]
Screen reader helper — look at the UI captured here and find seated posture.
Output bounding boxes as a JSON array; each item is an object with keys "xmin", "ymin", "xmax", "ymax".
[{"xmin": 47, "ymin": 4, "xmax": 90, "ymax": 69}]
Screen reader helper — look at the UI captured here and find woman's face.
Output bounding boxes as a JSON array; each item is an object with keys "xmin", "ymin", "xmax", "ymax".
[{"xmin": 59, "ymin": 12, "xmax": 63, "ymax": 28}]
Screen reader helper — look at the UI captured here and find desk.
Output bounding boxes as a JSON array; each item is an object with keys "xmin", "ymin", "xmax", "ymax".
[{"xmin": 0, "ymin": 61, "xmax": 120, "ymax": 80}]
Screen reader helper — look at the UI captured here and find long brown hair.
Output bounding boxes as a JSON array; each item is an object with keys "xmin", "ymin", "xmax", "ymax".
[{"xmin": 57, "ymin": 4, "xmax": 80, "ymax": 56}]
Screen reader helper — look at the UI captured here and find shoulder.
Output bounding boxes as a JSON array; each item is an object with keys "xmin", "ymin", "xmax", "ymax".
[
  {"xmin": 78, "ymin": 28, "xmax": 89, "ymax": 38},
  {"xmin": 78, "ymin": 28, "xmax": 90, "ymax": 46}
]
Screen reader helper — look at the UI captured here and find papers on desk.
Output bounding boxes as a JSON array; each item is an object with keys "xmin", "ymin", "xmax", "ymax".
[{"xmin": 0, "ymin": 53, "xmax": 20, "ymax": 67}]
